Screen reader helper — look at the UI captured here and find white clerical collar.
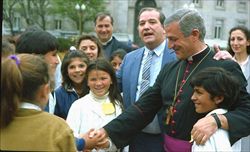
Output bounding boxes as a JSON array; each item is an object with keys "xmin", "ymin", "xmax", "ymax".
[
  {"xmin": 101, "ymin": 36, "xmax": 113, "ymax": 45},
  {"xmin": 20, "ymin": 102, "xmax": 42, "ymax": 111},
  {"xmin": 187, "ymin": 46, "xmax": 207, "ymax": 61}
]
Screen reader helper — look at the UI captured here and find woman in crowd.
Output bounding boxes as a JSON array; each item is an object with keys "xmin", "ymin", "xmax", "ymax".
[
  {"xmin": 227, "ymin": 26, "xmax": 250, "ymax": 151},
  {"xmin": 66, "ymin": 58, "xmax": 124, "ymax": 151},
  {"xmin": 228, "ymin": 26, "xmax": 250, "ymax": 92},
  {"xmin": 76, "ymin": 34, "xmax": 104, "ymax": 61},
  {"xmin": 54, "ymin": 50, "xmax": 90, "ymax": 120},
  {"xmin": 1, "ymin": 54, "xmax": 76, "ymax": 151}
]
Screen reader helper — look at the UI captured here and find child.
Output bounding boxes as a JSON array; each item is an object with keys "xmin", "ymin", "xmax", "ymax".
[
  {"xmin": 66, "ymin": 58, "xmax": 124, "ymax": 151},
  {"xmin": 190, "ymin": 67, "xmax": 241, "ymax": 152},
  {"xmin": 54, "ymin": 50, "xmax": 89, "ymax": 120},
  {"xmin": 110, "ymin": 49, "xmax": 127, "ymax": 71},
  {"xmin": 16, "ymin": 30, "xmax": 60, "ymax": 113},
  {"xmin": 1, "ymin": 54, "xmax": 76, "ymax": 151}
]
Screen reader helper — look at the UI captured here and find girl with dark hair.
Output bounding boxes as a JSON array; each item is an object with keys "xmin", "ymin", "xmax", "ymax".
[
  {"xmin": 110, "ymin": 49, "xmax": 127, "ymax": 71},
  {"xmin": 66, "ymin": 58, "xmax": 124, "ymax": 151},
  {"xmin": 54, "ymin": 50, "xmax": 89, "ymax": 120},
  {"xmin": 1, "ymin": 54, "xmax": 76, "ymax": 151}
]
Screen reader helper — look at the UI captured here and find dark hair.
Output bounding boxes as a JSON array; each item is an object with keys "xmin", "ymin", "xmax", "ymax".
[
  {"xmin": 86, "ymin": 58, "xmax": 123, "ymax": 109},
  {"xmin": 94, "ymin": 12, "xmax": 114, "ymax": 25},
  {"xmin": 227, "ymin": 26, "xmax": 250, "ymax": 56},
  {"xmin": 76, "ymin": 34, "xmax": 104, "ymax": 58},
  {"xmin": 138, "ymin": 7, "xmax": 166, "ymax": 26},
  {"xmin": 16, "ymin": 31, "xmax": 59, "ymax": 55},
  {"xmin": 190, "ymin": 67, "xmax": 241, "ymax": 109},
  {"xmin": 1, "ymin": 54, "xmax": 50, "ymax": 128},
  {"xmin": 110, "ymin": 49, "xmax": 127, "ymax": 61},
  {"xmin": 61, "ymin": 50, "xmax": 90, "ymax": 97}
]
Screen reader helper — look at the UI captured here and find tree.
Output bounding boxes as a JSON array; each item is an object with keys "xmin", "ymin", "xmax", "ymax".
[
  {"xmin": 17, "ymin": 0, "xmax": 50, "ymax": 30},
  {"xmin": 50, "ymin": 0, "xmax": 105, "ymax": 33},
  {"xmin": 3, "ymin": 0, "xmax": 18, "ymax": 35}
]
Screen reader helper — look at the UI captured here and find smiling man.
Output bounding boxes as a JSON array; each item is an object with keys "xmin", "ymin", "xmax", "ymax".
[{"xmin": 94, "ymin": 12, "xmax": 136, "ymax": 59}]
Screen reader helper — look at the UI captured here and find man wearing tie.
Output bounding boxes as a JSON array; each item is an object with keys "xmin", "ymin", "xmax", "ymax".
[{"xmin": 116, "ymin": 7, "xmax": 176, "ymax": 152}]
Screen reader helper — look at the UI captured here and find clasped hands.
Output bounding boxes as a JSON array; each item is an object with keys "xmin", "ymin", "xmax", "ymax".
[{"xmin": 80, "ymin": 128, "xmax": 109, "ymax": 151}]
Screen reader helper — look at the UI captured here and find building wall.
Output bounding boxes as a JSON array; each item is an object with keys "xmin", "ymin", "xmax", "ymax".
[
  {"xmin": 108, "ymin": 0, "xmax": 249, "ymax": 42},
  {"xmin": 3, "ymin": 0, "xmax": 249, "ymax": 43}
]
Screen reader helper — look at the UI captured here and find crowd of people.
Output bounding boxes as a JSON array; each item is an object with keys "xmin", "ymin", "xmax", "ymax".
[{"xmin": 1, "ymin": 7, "xmax": 250, "ymax": 152}]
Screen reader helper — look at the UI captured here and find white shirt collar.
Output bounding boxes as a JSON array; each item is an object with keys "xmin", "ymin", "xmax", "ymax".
[
  {"xmin": 20, "ymin": 102, "xmax": 42, "ymax": 111},
  {"xmin": 144, "ymin": 39, "xmax": 166, "ymax": 57},
  {"xmin": 100, "ymin": 36, "xmax": 113, "ymax": 45}
]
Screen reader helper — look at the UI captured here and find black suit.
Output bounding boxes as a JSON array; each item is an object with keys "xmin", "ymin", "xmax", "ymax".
[
  {"xmin": 103, "ymin": 47, "xmax": 250, "ymax": 150},
  {"xmin": 102, "ymin": 36, "xmax": 134, "ymax": 59}
]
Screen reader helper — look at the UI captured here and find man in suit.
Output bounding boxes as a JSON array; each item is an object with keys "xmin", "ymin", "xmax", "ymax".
[
  {"xmin": 94, "ymin": 12, "xmax": 136, "ymax": 59},
  {"xmin": 116, "ymin": 7, "xmax": 176, "ymax": 152},
  {"xmin": 91, "ymin": 8, "xmax": 250, "ymax": 152}
]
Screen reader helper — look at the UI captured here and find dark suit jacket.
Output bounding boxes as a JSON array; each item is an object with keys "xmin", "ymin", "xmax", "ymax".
[
  {"xmin": 116, "ymin": 40, "xmax": 176, "ymax": 133},
  {"xmin": 103, "ymin": 36, "xmax": 134, "ymax": 59},
  {"xmin": 104, "ymin": 47, "xmax": 250, "ymax": 149},
  {"xmin": 117, "ymin": 40, "xmax": 176, "ymax": 109}
]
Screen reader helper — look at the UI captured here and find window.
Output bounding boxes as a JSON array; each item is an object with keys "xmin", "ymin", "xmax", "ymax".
[
  {"xmin": 14, "ymin": 17, "xmax": 20, "ymax": 30},
  {"xmin": 237, "ymin": 20, "xmax": 247, "ymax": 27},
  {"xmin": 237, "ymin": 1, "xmax": 247, "ymax": 13},
  {"xmin": 216, "ymin": 0, "xmax": 224, "ymax": 7},
  {"xmin": 193, "ymin": 0, "xmax": 199, "ymax": 5},
  {"xmin": 215, "ymin": 0, "xmax": 225, "ymax": 10},
  {"xmin": 55, "ymin": 19, "xmax": 62, "ymax": 30},
  {"xmin": 192, "ymin": 0, "xmax": 202, "ymax": 7},
  {"xmin": 214, "ymin": 19, "xmax": 223, "ymax": 39}
]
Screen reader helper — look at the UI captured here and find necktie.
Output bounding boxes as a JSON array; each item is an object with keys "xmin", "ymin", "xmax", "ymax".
[{"xmin": 140, "ymin": 51, "xmax": 154, "ymax": 96}]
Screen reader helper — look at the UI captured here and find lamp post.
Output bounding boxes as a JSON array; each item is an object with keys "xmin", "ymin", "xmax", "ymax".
[{"xmin": 75, "ymin": 3, "xmax": 86, "ymax": 35}]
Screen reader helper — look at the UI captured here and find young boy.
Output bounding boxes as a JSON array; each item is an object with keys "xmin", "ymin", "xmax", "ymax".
[{"xmin": 190, "ymin": 67, "xmax": 242, "ymax": 152}]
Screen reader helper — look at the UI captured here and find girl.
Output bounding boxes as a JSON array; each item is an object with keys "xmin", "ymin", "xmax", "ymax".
[
  {"xmin": 54, "ymin": 50, "xmax": 90, "ymax": 120},
  {"xmin": 67, "ymin": 58, "xmax": 124, "ymax": 151},
  {"xmin": 110, "ymin": 49, "xmax": 127, "ymax": 71},
  {"xmin": 1, "ymin": 54, "xmax": 76, "ymax": 151},
  {"xmin": 76, "ymin": 34, "xmax": 104, "ymax": 61}
]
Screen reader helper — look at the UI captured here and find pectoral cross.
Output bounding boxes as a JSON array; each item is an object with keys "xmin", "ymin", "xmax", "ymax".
[{"xmin": 166, "ymin": 106, "xmax": 174, "ymax": 125}]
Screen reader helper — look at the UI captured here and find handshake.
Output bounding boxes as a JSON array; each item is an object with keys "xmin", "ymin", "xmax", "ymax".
[{"xmin": 79, "ymin": 128, "xmax": 113, "ymax": 151}]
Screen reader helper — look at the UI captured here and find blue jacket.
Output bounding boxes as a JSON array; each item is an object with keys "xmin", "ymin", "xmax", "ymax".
[{"xmin": 54, "ymin": 86, "xmax": 79, "ymax": 120}]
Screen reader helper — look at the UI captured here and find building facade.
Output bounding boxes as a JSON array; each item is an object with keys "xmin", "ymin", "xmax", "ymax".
[{"xmin": 3, "ymin": 0, "xmax": 250, "ymax": 47}]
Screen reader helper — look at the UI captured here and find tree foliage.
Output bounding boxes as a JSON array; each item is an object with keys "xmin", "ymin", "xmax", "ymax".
[
  {"xmin": 3, "ymin": 0, "xmax": 105, "ymax": 35},
  {"xmin": 50, "ymin": 0, "xmax": 105, "ymax": 31}
]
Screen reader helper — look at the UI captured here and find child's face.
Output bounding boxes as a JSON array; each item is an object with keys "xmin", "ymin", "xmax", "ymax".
[
  {"xmin": 191, "ymin": 86, "xmax": 218, "ymax": 113},
  {"xmin": 67, "ymin": 58, "xmax": 87, "ymax": 85},
  {"xmin": 111, "ymin": 56, "xmax": 122, "ymax": 71},
  {"xmin": 87, "ymin": 69, "xmax": 112, "ymax": 97},
  {"xmin": 79, "ymin": 39, "xmax": 98, "ymax": 61}
]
